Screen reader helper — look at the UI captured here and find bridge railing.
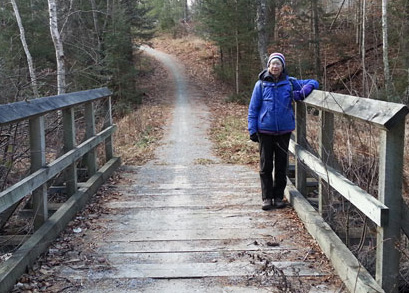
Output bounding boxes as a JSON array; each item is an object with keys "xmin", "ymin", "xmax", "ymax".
[
  {"xmin": 0, "ymin": 88, "xmax": 121, "ymax": 292},
  {"xmin": 288, "ymin": 90, "xmax": 408, "ymax": 293}
]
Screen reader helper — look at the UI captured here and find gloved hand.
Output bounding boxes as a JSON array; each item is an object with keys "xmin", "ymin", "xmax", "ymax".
[
  {"xmin": 293, "ymin": 84, "xmax": 314, "ymax": 101},
  {"xmin": 250, "ymin": 133, "xmax": 259, "ymax": 142}
]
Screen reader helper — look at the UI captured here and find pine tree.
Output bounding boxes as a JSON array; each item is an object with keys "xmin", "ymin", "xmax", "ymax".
[{"xmin": 194, "ymin": 0, "xmax": 257, "ymax": 95}]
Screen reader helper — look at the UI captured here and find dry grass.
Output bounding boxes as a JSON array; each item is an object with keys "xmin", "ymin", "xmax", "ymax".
[
  {"xmin": 210, "ymin": 103, "xmax": 259, "ymax": 166},
  {"xmin": 114, "ymin": 103, "xmax": 170, "ymax": 165},
  {"xmin": 113, "ymin": 54, "xmax": 173, "ymax": 165}
]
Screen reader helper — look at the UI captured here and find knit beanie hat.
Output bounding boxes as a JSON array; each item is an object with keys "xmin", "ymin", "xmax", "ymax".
[{"xmin": 267, "ymin": 52, "xmax": 285, "ymax": 68}]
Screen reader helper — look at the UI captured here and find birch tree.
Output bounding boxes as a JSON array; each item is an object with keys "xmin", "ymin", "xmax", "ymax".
[
  {"xmin": 11, "ymin": 0, "xmax": 39, "ymax": 98},
  {"xmin": 48, "ymin": 0, "xmax": 66, "ymax": 95}
]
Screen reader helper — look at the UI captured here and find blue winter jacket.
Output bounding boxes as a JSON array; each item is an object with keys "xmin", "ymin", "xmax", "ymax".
[{"xmin": 248, "ymin": 69, "xmax": 319, "ymax": 135}]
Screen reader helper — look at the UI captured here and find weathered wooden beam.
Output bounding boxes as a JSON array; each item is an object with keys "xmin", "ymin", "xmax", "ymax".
[
  {"xmin": 376, "ymin": 122, "xmax": 405, "ymax": 293},
  {"xmin": 0, "ymin": 125, "xmax": 116, "ymax": 214},
  {"xmin": 295, "ymin": 101, "xmax": 307, "ymax": 196},
  {"xmin": 18, "ymin": 203, "xmax": 63, "ymax": 218},
  {"xmin": 305, "ymin": 90, "xmax": 409, "ymax": 130},
  {"xmin": 62, "ymin": 107, "xmax": 77, "ymax": 197},
  {"xmin": 84, "ymin": 102, "xmax": 97, "ymax": 176},
  {"xmin": 0, "ymin": 88, "xmax": 112, "ymax": 125},
  {"xmin": 0, "ymin": 157, "xmax": 120, "ymax": 293},
  {"xmin": 103, "ymin": 96, "xmax": 114, "ymax": 160},
  {"xmin": 289, "ymin": 139, "xmax": 388, "ymax": 226},
  {"xmin": 318, "ymin": 110, "xmax": 334, "ymax": 217},
  {"xmin": 29, "ymin": 116, "xmax": 48, "ymax": 230},
  {"xmin": 285, "ymin": 179, "xmax": 384, "ymax": 293}
]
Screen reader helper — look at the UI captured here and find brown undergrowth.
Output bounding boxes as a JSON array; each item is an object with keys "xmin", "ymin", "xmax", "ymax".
[{"xmin": 113, "ymin": 54, "xmax": 174, "ymax": 165}]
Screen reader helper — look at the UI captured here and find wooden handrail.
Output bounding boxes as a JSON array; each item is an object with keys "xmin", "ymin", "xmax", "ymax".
[
  {"xmin": 0, "ymin": 87, "xmax": 112, "ymax": 125},
  {"xmin": 0, "ymin": 88, "xmax": 120, "ymax": 293},
  {"xmin": 0, "ymin": 125, "xmax": 116, "ymax": 214},
  {"xmin": 289, "ymin": 139, "xmax": 388, "ymax": 226},
  {"xmin": 305, "ymin": 90, "xmax": 409, "ymax": 130},
  {"xmin": 293, "ymin": 90, "xmax": 409, "ymax": 293}
]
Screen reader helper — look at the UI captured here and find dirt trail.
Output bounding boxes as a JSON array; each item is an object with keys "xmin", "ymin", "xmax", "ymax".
[
  {"xmin": 140, "ymin": 45, "xmax": 219, "ymax": 166},
  {"xmin": 22, "ymin": 47, "xmax": 345, "ymax": 292}
]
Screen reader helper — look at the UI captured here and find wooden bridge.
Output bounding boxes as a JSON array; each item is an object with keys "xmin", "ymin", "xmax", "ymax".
[{"xmin": 0, "ymin": 49, "xmax": 408, "ymax": 292}]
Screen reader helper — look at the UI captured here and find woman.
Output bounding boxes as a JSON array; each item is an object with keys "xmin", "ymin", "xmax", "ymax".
[{"xmin": 248, "ymin": 52, "xmax": 319, "ymax": 210}]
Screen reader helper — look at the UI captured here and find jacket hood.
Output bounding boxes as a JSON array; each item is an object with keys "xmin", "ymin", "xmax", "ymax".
[{"xmin": 258, "ymin": 69, "xmax": 288, "ymax": 82}]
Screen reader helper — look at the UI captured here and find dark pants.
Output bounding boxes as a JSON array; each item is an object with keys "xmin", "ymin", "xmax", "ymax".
[{"xmin": 258, "ymin": 132, "xmax": 291, "ymax": 200}]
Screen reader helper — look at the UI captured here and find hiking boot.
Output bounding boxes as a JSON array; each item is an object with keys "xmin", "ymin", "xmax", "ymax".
[
  {"xmin": 274, "ymin": 198, "xmax": 286, "ymax": 209},
  {"xmin": 262, "ymin": 199, "xmax": 273, "ymax": 210}
]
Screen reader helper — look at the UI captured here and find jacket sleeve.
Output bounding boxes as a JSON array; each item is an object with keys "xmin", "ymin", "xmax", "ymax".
[
  {"xmin": 290, "ymin": 78, "xmax": 319, "ymax": 91},
  {"xmin": 290, "ymin": 78, "xmax": 319, "ymax": 101},
  {"xmin": 248, "ymin": 80, "xmax": 263, "ymax": 135}
]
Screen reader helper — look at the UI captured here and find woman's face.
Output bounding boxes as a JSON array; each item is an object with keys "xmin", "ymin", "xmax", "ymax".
[{"xmin": 268, "ymin": 59, "xmax": 283, "ymax": 78}]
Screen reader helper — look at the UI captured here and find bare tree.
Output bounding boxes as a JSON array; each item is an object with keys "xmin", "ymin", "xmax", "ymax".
[
  {"xmin": 10, "ymin": 0, "xmax": 39, "ymax": 98},
  {"xmin": 90, "ymin": 0, "xmax": 102, "ymax": 62},
  {"xmin": 256, "ymin": 0, "xmax": 268, "ymax": 68},
  {"xmin": 403, "ymin": 2, "xmax": 409, "ymax": 103},
  {"xmin": 382, "ymin": 0, "xmax": 392, "ymax": 95},
  {"xmin": 361, "ymin": 0, "xmax": 367, "ymax": 96},
  {"xmin": 184, "ymin": 0, "xmax": 189, "ymax": 20},
  {"xmin": 311, "ymin": 0, "xmax": 321, "ymax": 79},
  {"xmin": 48, "ymin": 0, "xmax": 66, "ymax": 95}
]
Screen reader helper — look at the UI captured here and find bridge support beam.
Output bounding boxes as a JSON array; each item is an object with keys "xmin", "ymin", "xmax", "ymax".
[
  {"xmin": 0, "ymin": 157, "xmax": 120, "ymax": 293},
  {"xmin": 318, "ymin": 110, "xmax": 334, "ymax": 219},
  {"xmin": 29, "ymin": 116, "xmax": 48, "ymax": 230},
  {"xmin": 285, "ymin": 178, "xmax": 384, "ymax": 293},
  {"xmin": 85, "ymin": 102, "xmax": 97, "ymax": 176},
  {"xmin": 63, "ymin": 108, "xmax": 77, "ymax": 196},
  {"xmin": 295, "ymin": 101, "xmax": 307, "ymax": 196},
  {"xmin": 376, "ymin": 119, "xmax": 405, "ymax": 293}
]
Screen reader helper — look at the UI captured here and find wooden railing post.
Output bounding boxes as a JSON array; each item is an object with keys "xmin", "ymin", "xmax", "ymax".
[
  {"xmin": 295, "ymin": 101, "xmax": 307, "ymax": 196},
  {"xmin": 29, "ymin": 116, "xmax": 48, "ymax": 230},
  {"xmin": 318, "ymin": 110, "xmax": 334, "ymax": 218},
  {"xmin": 103, "ymin": 96, "xmax": 114, "ymax": 161},
  {"xmin": 376, "ymin": 119, "xmax": 405, "ymax": 293},
  {"xmin": 84, "ymin": 102, "xmax": 97, "ymax": 176},
  {"xmin": 63, "ymin": 108, "xmax": 77, "ymax": 196}
]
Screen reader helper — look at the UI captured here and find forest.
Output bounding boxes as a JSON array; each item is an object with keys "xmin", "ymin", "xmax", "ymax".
[
  {"xmin": 0, "ymin": 0, "xmax": 408, "ymax": 291},
  {"xmin": 0, "ymin": 0, "xmax": 408, "ymax": 107}
]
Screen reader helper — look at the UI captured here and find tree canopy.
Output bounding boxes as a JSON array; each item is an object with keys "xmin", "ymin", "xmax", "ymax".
[
  {"xmin": 0, "ymin": 0, "xmax": 154, "ymax": 110},
  {"xmin": 0, "ymin": 0, "xmax": 407, "ymax": 105}
]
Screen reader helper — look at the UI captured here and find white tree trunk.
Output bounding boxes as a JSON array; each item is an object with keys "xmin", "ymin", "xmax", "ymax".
[
  {"xmin": 11, "ymin": 0, "xmax": 39, "ymax": 98},
  {"xmin": 48, "ymin": 0, "xmax": 66, "ymax": 95},
  {"xmin": 382, "ymin": 0, "xmax": 392, "ymax": 95}
]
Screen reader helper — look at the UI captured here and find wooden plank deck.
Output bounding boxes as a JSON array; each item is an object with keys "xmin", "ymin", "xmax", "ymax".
[{"xmin": 48, "ymin": 162, "xmax": 343, "ymax": 292}]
